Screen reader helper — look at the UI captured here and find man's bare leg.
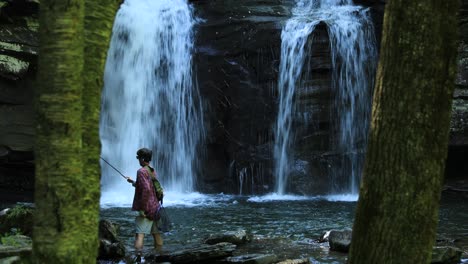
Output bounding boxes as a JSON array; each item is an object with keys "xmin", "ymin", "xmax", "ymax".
[
  {"xmin": 135, "ymin": 233, "xmax": 145, "ymax": 252},
  {"xmin": 152, "ymin": 233, "xmax": 163, "ymax": 248}
]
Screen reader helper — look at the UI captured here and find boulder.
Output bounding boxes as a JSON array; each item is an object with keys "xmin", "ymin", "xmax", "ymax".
[
  {"xmin": 225, "ymin": 253, "xmax": 278, "ymax": 264},
  {"xmin": 317, "ymin": 230, "xmax": 331, "ymax": 243},
  {"xmin": 0, "ymin": 235, "xmax": 32, "ymax": 261},
  {"xmin": 148, "ymin": 242, "xmax": 237, "ymax": 264},
  {"xmin": 97, "ymin": 219, "xmax": 126, "ymax": 260},
  {"xmin": 204, "ymin": 229, "xmax": 251, "ymax": 245},
  {"xmin": 275, "ymin": 259, "xmax": 310, "ymax": 264},
  {"xmin": 328, "ymin": 229, "xmax": 352, "ymax": 253},
  {"xmin": 431, "ymin": 246, "xmax": 462, "ymax": 264},
  {"xmin": 0, "ymin": 0, "xmax": 37, "ymax": 200},
  {"xmin": 0, "ymin": 256, "xmax": 21, "ymax": 264}
]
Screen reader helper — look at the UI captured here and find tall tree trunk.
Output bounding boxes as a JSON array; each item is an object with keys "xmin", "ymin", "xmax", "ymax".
[
  {"xmin": 81, "ymin": 0, "xmax": 120, "ymax": 260},
  {"xmin": 348, "ymin": 1, "xmax": 459, "ymax": 264},
  {"xmin": 33, "ymin": 0, "xmax": 86, "ymax": 263}
]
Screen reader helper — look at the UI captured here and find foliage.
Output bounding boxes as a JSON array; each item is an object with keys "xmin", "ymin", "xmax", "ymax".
[
  {"xmin": 1, "ymin": 229, "xmax": 22, "ymax": 247},
  {"xmin": 0, "ymin": 206, "xmax": 34, "ymax": 237},
  {"xmin": 5, "ymin": 206, "xmax": 33, "ymax": 221}
]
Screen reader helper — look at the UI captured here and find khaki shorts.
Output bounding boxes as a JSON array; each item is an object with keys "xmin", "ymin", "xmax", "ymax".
[{"xmin": 135, "ymin": 215, "xmax": 161, "ymax": 234}]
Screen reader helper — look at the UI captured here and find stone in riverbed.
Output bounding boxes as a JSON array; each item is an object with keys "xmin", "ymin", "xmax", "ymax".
[
  {"xmin": 328, "ymin": 229, "xmax": 352, "ymax": 253},
  {"xmin": 225, "ymin": 253, "xmax": 278, "ymax": 264},
  {"xmin": 97, "ymin": 219, "xmax": 126, "ymax": 260},
  {"xmin": 275, "ymin": 259, "xmax": 310, "ymax": 264},
  {"xmin": 431, "ymin": 246, "xmax": 462, "ymax": 264},
  {"xmin": 204, "ymin": 229, "xmax": 251, "ymax": 245},
  {"xmin": 0, "ymin": 235, "xmax": 32, "ymax": 261},
  {"xmin": 148, "ymin": 242, "xmax": 237, "ymax": 264}
]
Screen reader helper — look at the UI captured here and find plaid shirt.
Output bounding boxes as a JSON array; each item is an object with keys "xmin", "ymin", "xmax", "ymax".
[{"xmin": 131, "ymin": 167, "xmax": 160, "ymax": 220}]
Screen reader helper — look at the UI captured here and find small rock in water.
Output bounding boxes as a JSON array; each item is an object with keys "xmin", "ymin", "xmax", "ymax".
[
  {"xmin": 328, "ymin": 229, "xmax": 352, "ymax": 253},
  {"xmin": 205, "ymin": 229, "xmax": 251, "ymax": 245},
  {"xmin": 0, "ymin": 208, "xmax": 10, "ymax": 216},
  {"xmin": 276, "ymin": 258, "xmax": 310, "ymax": 264},
  {"xmin": 317, "ymin": 230, "xmax": 331, "ymax": 243},
  {"xmin": 225, "ymin": 253, "xmax": 277, "ymax": 264}
]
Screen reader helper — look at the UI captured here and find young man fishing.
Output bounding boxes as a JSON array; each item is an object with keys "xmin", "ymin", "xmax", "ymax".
[{"xmin": 125, "ymin": 148, "xmax": 163, "ymax": 259}]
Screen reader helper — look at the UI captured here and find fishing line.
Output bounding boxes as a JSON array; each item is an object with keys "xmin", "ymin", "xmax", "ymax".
[{"xmin": 100, "ymin": 156, "xmax": 126, "ymax": 179}]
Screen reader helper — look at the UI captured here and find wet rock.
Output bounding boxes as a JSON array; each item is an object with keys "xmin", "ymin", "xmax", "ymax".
[
  {"xmin": 148, "ymin": 242, "xmax": 237, "ymax": 264},
  {"xmin": 431, "ymin": 246, "xmax": 462, "ymax": 264},
  {"xmin": 0, "ymin": 256, "xmax": 21, "ymax": 264},
  {"xmin": 98, "ymin": 239, "xmax": 125, "ymax": 260},
  {"xmin": 97, "ymin": 220, "xmax": 126, "ymax": 260},
  {"xmin": 275, "ymin": 259, "xmax": 310, "ymax": 264},
  {"xmin": 328, "ymin": 229, "xmax": 352, "ymax": 253},
  {"xmin": 0, "ymin": 246, "xmax": 31, "ymax": 260},
  {"xmin": 225, "ymin": 253, "xmax": 277, "ymax": 264},
  {"xmin": 193, "ymin": 0, "xmax": 292, "ymax": 194},
  {"xmin": 0, "ymin": 0, "xmax": 37, "ymax": 199},
  {"xmin": 452, "ymin": 40, "xmax": 468, "ymax": 146},
  {"xmin": 317, "ymin": 230, "xmax": 331, "ymax": 243},
  {"xmin": 0, "ymin": 235, "xmax": 32, "ymax": 261},
  {"xmin": 205, "ymin": 229, "xmax": 251, "ymax": 245}
]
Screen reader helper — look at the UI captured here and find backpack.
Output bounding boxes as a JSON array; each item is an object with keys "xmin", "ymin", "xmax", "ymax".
[{"xmin": 145, "ymin": 166, "xmax": 164, "ymax": 204}]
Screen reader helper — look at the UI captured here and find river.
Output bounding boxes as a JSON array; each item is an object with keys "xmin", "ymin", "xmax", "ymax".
[{"xmin": 99, "ymin": 191, "xmax": 468, "ymax": 263}]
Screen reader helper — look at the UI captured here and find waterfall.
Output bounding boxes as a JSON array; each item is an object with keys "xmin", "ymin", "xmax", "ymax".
[
  {"xmin": 328, "ymin": 5, "xmax": 377, "ymax": 194},
  {"xmin": 274, "ymin": 0, "xmax": 377, "ymax": 195},
  {"xmin": 100, "ymin": 0, "xmax": 203, "ymax": 203}
]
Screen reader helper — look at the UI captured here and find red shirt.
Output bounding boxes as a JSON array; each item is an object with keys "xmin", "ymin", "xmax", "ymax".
[{"xmin": 131, "ymin": 167, "xmax": 160, "ymax": 220}]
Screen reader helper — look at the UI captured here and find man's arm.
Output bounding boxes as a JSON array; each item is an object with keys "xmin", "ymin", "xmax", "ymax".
[{"xmin": 125, "ymin": 176, "xmax": 136, "ymax": 187}]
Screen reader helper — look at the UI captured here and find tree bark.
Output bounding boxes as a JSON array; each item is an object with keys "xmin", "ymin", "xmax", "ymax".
[
  {"xmin": 81, "ymin": 0, "xmax": 120, "ymax": 260},
  {"xmin": 348, "ymin": 1, "xmax": 459, "ymax": 264},
  {"xmin": 33, "ymin": 1, "xmax": 86, "ymax": 263},
  {"xmin": 34, "ymin": 1, "xmax": 119, "ymax": 262}
]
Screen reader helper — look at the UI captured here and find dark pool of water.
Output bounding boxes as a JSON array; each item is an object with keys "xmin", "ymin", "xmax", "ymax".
[{"xmin": 99, "ymin": 191, "xmax": 468, "ymax": 263}]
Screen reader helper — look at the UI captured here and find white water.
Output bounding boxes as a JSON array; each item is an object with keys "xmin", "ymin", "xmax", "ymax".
[
  {"xmin": 99, "ymin": 0, "xmax": 204, "ymax": 205},
  {"xmin": 274, "ymin": 0, "xmax": 377, "ymax": 195}
]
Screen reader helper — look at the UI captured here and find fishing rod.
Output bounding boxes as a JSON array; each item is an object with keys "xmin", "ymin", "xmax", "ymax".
[{"xmin": 100, "ymin": 156, "xmax": 126, "ymax": 179}]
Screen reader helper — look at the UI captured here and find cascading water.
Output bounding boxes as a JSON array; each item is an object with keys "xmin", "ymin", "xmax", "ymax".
[
  {"xmin": 274, "ymin": 0, "xmax": 377, "ymax": 195},
  {"xmin": 328, "ymin": 5, "xmax": 377, "ymax": 194},
  {"xmin": 100, "ymin": 0, "xmax": 203, "ymax": 204}
]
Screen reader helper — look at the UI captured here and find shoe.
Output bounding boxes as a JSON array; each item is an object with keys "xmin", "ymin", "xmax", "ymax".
[{"xmin": 134, "ymin": 253, "xmax": 142, "ymax": 263}]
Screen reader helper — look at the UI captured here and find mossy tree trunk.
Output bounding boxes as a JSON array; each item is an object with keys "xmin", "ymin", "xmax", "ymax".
[
  {"xmin": 34, "ymin": 1, "xmax": 119, "ymax": 263},
  {"xmin": 348, "ymin": 1, "xmax": 459, "ymax": 264},
  {"xmin": 33, "ymin": 0, "xmax": 86, "ymax": 262},
  {"xmin": 81, "ymin": 0, "xmax": 120, "ymax": 260}
]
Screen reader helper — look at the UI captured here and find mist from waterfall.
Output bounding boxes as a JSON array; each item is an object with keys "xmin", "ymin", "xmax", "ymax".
[
  {"xmin": 100, "ymin": 0, "xmax": 204, "ymax": 204},
  {"xmin": 274, "ymin": 0, "xmax": 377, "ymax": 195}
]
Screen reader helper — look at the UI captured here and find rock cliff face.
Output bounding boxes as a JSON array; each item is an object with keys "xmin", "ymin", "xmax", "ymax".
[
  {"xmin": 0, "ymin": 0, "xmax": 38, "ymax": 200},
  {"xmin": 0, "ymin": 0, "xmax": 466, "ymax": 197},
  {"xmin": 192, "ymin": 0, "xmax": 293, "ymax": 193},
  {"xmin": 447, "ymin": 0, "xmax": 468, "ymax": 181}
]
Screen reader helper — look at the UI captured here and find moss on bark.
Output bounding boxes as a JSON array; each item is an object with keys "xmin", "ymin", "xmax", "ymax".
[
  {"xmin": 81, "ymin": 0, "xmax": 120, "ymax": 261},
  {"xmin": 33, "ymin": 1, "xmax": 119, "ymax": 263},
  {"xmin": 34, "ymin": 0, "xmax": 86, "ymax": 263}
]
